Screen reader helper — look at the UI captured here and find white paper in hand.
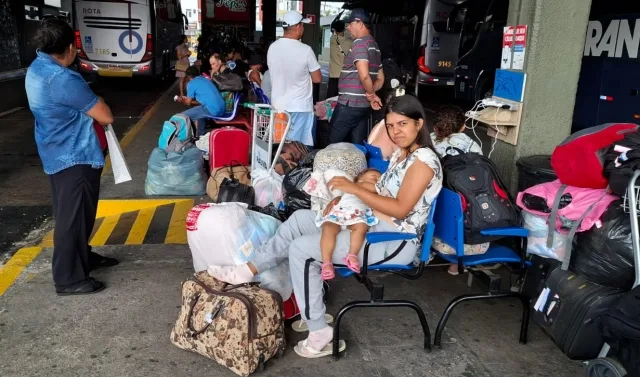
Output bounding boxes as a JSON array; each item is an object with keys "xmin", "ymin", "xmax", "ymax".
[{"xmin": 104, "ymin": 124, "xmax": 132, "ymax": 184}]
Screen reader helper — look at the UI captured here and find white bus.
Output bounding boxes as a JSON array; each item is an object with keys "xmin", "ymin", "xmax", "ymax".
[{"xmin": 73, "ymin": 0, "xmax": 187, "ymax": 78}]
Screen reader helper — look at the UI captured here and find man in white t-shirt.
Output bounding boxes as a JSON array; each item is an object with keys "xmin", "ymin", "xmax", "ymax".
[{"xmin": 267, "ymin": 11, "xmax": 322, "ymax": 146}]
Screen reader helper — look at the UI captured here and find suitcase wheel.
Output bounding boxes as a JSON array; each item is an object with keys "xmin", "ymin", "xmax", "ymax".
[{"xmin": 585, "ymin": 357, "xmax": 628, "ymax": 377}]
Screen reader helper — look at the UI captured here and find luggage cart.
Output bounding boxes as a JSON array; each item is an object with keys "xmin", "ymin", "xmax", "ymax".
[
  {"xmin": 249, "ymin": 103, "xmax": 293, "ymax": 206},
  {"xmin": 249, "ymin": 104, "xmax": 291, "ymax": 176},
  {"xmin": 584, "ymin": 170, "xmax": 640, "ymax": 377}
]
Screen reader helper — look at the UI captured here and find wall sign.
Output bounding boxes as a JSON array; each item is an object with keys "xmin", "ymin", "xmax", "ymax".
[
  {"xmin": 203, "ymin": 0, "xmax": 249, "ymax": 22},
  {"xmin": 502, "ymin": 25, "xmax": 528, "ymax": 70}
]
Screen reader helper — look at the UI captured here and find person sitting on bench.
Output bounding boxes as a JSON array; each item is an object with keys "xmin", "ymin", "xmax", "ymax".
[{"xmin": 176, "ymin": 66, "xmax": 225, "ymax": 136}]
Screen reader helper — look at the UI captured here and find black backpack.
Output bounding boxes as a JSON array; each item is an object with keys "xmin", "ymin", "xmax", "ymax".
[
  {"xmin": 443, "ymin": 148, "xmax": 519, "ymax": 244},
  {"xmin": 603, "ymin": 130, "xmax": 640, "ymax": 196}
]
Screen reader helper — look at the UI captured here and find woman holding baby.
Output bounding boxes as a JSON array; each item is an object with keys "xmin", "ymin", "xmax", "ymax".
[{"xmin": 207, "ymin": 90, "xmax": 443, "ymax": 358}]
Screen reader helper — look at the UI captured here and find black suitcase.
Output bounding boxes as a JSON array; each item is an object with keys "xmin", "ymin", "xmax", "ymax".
[{"xmin": 532, "ymin": 267, "xmax": 624, "ymax": 360}]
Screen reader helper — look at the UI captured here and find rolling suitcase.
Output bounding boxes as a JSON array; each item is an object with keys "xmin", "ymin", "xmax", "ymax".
[
  {"xmin": 532, "ymin": 267, "xmax": 624, "ymax": 360},
  {"xmin": 209, "ymin": 127, "xmax": 250, "ymax": 170}
]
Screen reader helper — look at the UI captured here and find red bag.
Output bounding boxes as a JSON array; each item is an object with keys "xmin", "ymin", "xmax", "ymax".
[
  {"xmin": 208, "ymin": 126, "xmax": 250, "ymax": 170},
  {"xmin": 551, "ymin": 123, "xmax": 639, "ymax": 189},
  {"xmin": 93, "ymin": 121, "xmax": 107, "ymax": 151},
  {"xmin": 283, "ymin": 292, "xmax": 300, "ymax": 320}
]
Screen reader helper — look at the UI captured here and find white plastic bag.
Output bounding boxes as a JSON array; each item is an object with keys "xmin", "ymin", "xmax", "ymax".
[
  {"xmin": 186, "ymin": 202, "xmax": 282, "ymax": 271},
  {"xmin": 252, "ymin": 169, "xmax": 285, "ymax": 208},
  {"xmin": 522, "ymin": 211, "xmax": 569, "ymax": 261},
  {"xmin": 105, "ymin": 124, "xmax": 132, "ymax": 184},
  {"xmin": 256, "ymin": 260, "xmax": 292, "ymax": 301}
]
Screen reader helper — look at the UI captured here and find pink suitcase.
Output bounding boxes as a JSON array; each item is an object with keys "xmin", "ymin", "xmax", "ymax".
[{"xmin": 208, "ymin": 127, "xmax": 250, "ymax": 170}]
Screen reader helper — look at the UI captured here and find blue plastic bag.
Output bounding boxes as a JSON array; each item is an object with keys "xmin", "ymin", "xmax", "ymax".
[{"xmin": 145, "ymin": 147, "xmax": 206, "ymax": 196}]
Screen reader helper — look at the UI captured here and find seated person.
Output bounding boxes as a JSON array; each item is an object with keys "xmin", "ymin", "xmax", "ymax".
[
  {"xmin": 430, "ymin": 104, "xmax": 489, "ymax": 275},
  {"xmin": 246, "ymin": 54, "xmax": 263, "ymax": 87},
  {"xmin": 317, "ymin": 169, "xmax": 381, "ymax": 280},
  {"xmin": 209, "ymin": 53, "xmax": 240, "ymax": 113},
  {"xmin": 207, "ymin": 89, "xmax": 443, "ymax": 358},
  {"xmin": 176, "ymin": 66, "xmax": 225, "ymax": 136}
]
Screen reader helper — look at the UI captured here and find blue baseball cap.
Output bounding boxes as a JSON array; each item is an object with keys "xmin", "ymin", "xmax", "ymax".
[{"xmin": 344, "ymin": 8, "xmax": 371, "ymax": 24}]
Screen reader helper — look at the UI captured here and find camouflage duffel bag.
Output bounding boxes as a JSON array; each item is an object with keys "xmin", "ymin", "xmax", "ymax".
[{"xmin": 170, "ymin": 272, "xmax": 285, "ymax": 376}]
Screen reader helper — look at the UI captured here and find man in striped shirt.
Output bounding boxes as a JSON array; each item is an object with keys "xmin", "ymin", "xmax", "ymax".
[{"xmin": 329, "ymin": 8, "xmax": 385, "ymax": 144}]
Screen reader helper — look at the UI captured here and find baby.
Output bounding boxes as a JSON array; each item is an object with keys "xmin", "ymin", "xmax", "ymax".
[{"xmin": 318, "ymin": 169, "xmax": 381, "ymax": 280}]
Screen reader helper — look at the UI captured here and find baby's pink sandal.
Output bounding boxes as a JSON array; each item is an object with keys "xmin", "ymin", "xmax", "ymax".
[
  {"xmin": 343, "ymin": 254, "xmax": 361, "ymax": 273},
  {"xmin": 321, "ymin": 263, "xmax": 335, "ymax": 280}
]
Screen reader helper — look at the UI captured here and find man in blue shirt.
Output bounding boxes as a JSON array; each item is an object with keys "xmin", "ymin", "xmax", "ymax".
[
  {"xmin": 25, "ymin": 18, "xmax": 118, "ymax": 296},
  {"xmin": 177, "ymin": 66, "xmax": 226, "ymax": 136}
]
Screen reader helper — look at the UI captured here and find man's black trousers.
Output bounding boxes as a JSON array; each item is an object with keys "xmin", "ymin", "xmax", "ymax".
[{"xmin": 48, "ymin": 164, "xmax": 102, "ymax": 288}]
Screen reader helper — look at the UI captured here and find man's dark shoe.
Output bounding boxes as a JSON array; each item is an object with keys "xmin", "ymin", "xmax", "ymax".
[
  {"xmin": 89, "ymin": 254, "xmax": 119, "ymax": 271},
  {"xmin": 56, "ymin": 278, "xmax": 105, "ymax": 296}
]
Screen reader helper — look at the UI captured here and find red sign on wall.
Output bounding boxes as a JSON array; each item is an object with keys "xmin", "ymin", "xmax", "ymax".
[{"xmin": 202, "ymin": 0, "xmax": 250, "ymax": 23}]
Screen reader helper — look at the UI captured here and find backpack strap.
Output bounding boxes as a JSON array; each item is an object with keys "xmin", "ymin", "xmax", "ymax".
[
  {"xmin": 561, "ymin": 190, "xmax": 609, "ymax": 270},
  {"xmin": 546, "ymin": 185, "xmax": 567, "ymax": 249}
]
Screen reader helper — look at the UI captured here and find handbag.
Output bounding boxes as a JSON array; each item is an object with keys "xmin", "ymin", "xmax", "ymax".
[
  {"xmin": 216, "ymin": 161, "xmax": 255, "ymax": 205},
  {"xmin": 211, "ymin": 72, "xmax": 243, "ymax": 92},
  {"xmin": 175, "ymin": 60, "xmax": 189, "ymax": 72},
  {"xmin": 206, "ymin": 162, "xmax": 251, "ymax": 201}
]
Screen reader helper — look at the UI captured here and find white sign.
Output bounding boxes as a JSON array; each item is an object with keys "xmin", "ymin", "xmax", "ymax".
[
  {"xmin": 584, "ymin": 19, "xmax": 640, "ymax": 58},
  {"xmin": 252, "ymin": 138, "xmax": 270, "ymax": 173},
  {"xmin": 501, "ymin": 26, "xmax": 514, "ymax": 69},
  {"xmin": 512, "ymin": 25, "xmax": 528, "ymax": 70}
]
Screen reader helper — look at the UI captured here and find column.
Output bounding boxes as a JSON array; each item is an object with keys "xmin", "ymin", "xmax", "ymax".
[
  {"xmin": 491, "ymin": 0, "xmax": 592, "ymax": 192},
  {"xmin": 301, "ymin": 0, "xmax": 321, "ymax": 103}
]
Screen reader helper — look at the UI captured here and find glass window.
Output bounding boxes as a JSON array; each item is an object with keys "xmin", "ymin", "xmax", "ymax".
[{"xmin": 323, "ymin": 27, "xmax": 331, "ymax": 48}]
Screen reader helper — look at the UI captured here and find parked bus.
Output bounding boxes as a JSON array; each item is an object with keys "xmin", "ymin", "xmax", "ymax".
[
  {"xmin": 73, "ymin": 0, "xmax": 187, "ymax": 78},
  {"xmin": 337, "ymin": 0, "xmax": 464, "ymax": 97},
  {"xmin": 414, "ymin": 0, "xmax": 465, "ymax": 96},
  {"xmin": 572, "ymin": 1, "xmax": 640, "ymax": 132}
]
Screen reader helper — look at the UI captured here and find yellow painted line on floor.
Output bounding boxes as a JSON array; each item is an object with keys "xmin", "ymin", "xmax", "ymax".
[
  {"xmin": 164, "ymin": 199, "xmax": 194, "ymax": 244},
  {"xmin": 89, "ymin": 214, "xmax": 121, "ymax": 246},
  {"xmin": 0, "ymin": 247, "xmax": 43, "ymax": 296},
  {"xmin": 40, "ymin": 231, "xmax": 54, "ymax": 248},
  {"xmin": 96, "ymin": 198, "xmax": 187, "ymax": 218},
  {"xmin": 125, "ymin": 206, "xmax": 157, "ymax": 245}
]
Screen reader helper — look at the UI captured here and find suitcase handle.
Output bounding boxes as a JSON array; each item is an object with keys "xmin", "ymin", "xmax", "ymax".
[
  {"xmin": 223, "ymin": 282, "xmax": 261, "ymax": 292},
  {"xmin": 187, "ymin": 295, "xmax": 224, "ymax": 338}
]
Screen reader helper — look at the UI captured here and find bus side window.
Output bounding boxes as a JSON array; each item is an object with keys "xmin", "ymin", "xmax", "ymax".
[
  {"xmin": 167, "ymin": 0, "xmax": 179, "ymax": 23},
  {"xmin": 156, "ymin": 0, "xmax": 169, "ymax": 21}
]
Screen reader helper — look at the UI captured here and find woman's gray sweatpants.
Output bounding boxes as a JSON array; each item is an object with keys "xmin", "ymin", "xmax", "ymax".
[{"xmin": 251, "ymin": 210, "xmax": 418, "ymax": 332}]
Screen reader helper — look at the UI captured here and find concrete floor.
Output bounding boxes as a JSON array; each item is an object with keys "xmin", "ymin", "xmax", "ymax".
[{"xmin": 0, "ymin": 82, "xmax": 584, "ymax": 377}]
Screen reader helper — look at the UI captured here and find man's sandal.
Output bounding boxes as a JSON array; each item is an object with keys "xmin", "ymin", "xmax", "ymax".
[
  {"xmin": 343, "ymin": 254, "xmax": 361, "ymax": 273},
  {"xmin": 321, "ymin": 263, "xmax": 335, "ymax": 281}
]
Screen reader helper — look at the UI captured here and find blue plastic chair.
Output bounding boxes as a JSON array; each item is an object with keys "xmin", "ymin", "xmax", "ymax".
[
  {"xmin": 210, "ymin": 92, "xmax": 241, "ymax": 122},
  {"xmin": 332, "ymin": 197, "xmax": 438, "ymax": 359},
  {"xmin": 431, "ymin": 187, "xmax": 530, "ymax": 348},
  {"xmin": 250, "ymin": 81, "xmax": 270, "ymax": 105},
  {"xmin": 363, "ymin": 142, "xmax": 390, "ymax": 173}
]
